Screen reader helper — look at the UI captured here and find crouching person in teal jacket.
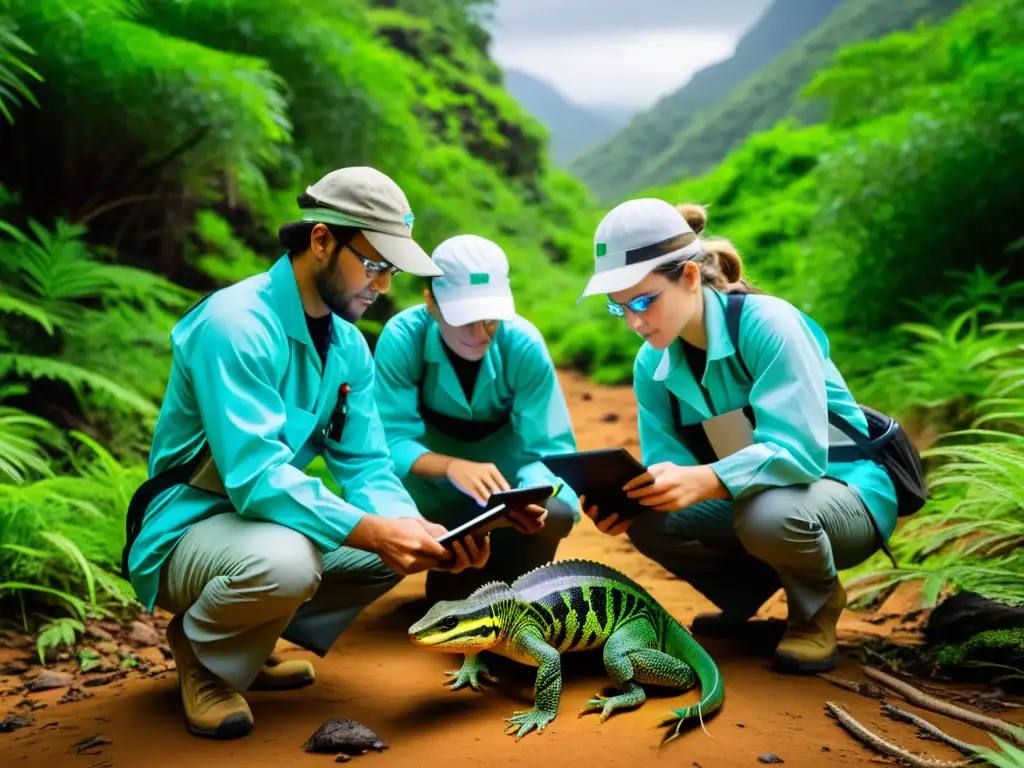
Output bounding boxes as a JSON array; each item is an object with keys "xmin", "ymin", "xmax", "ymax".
[
  {"xmin": 374, "ymin": 234, "xmax": 580, "ymax": 601},
  {"xmin": 121, "ymin": 168, "xmax": 494, "ymax": 741},
  {"xmin": 577, "ymin": 198, "xmax": 899, "ymax": 675}
]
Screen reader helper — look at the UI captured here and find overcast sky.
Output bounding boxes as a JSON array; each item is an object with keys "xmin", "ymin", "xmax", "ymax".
[{"xmin": 485, "ymin": 0, "xmax": 773, "ymax": 109}]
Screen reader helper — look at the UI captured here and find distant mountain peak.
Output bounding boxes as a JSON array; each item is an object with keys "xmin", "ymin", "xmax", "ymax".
[{"xmin": 501, "ymin": 68, "xmax": 632, "ymax": 166}]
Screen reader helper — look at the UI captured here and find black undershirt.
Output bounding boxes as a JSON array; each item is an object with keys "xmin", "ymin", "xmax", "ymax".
[
  {"xmin": 442, "ymin": 340, "xmax": 482, "ymax": 402},
  {"xmin": 681, "ymin": 340, "xmax": 715, "ymax": 414},
  {"xmin": 306, "ymin": 312, "xmax": 333, "ymax": 367}
]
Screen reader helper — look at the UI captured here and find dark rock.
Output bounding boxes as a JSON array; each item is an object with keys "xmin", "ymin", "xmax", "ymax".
[
  {"xmin": 126, "ymin": 621, "xmax": 161, "ymax": 648},
  {"xmin": 601, "ymin": 413, "xmax": 619, "ymax": 423},
  {"xmin": 0, "ymin": 662, "xmax": 29, "ymax": 676},
  {"xmin": 303, "ymin": 718, "xmax": 388, "ymax": 758},
  {"xmin": 58, "ymin": 686, "xmax": 92, "ymax": 705},
  {"xmin": 759, "ymin": 755, "xmax": 785, "ymax": 764},
  {"xmin": 85, "ymin": 624, "xmax": 114, "ymax": 643},
  {"xmin": 73, "ymin": 734, "xmax": 111, "ymax": 755},
  {"xmin": 0, "ymin": 713, "xmax": 34, "ymax": 732},
  {"xmin": 27, "ymin": 670, "xmax": 73, "ymax": 691}
]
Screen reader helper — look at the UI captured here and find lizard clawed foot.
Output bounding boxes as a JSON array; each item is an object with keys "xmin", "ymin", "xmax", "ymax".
[
  {"xmin": 579, "ymin": 689, "xmax": 644, "ymax": 723},
  {"xmin": 443, "ymin": 655, "xmax": 497, "ymax": 692},
  {"xmin": 578, "ymin": 693, "xmax": 620, "ymax": 723},
  {"xmin": 503, "ymin": 707, "xmax": 555, "ymax": 741}
]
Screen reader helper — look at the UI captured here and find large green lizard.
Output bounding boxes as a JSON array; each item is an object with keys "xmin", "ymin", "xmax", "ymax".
[{"xmin": 408, "ymin": 558, "xmax": 724, "ymax": 743}]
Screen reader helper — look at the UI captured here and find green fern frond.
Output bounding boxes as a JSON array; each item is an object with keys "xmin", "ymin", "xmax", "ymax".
[
  {"xmin": 0, "ymin": 353, "xmax": 157, "ymax": 417},
  {"xmin": 0, "ymin": 288, "xmax": 55, "ymax": 334},
  {"xmin": 0, "ymin": 403, "xmax": 63, "ymax": 484}
]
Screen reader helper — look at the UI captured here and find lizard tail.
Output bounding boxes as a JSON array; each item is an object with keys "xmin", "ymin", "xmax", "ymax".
[{"xmin": 660, "ymin": 619, "xmax": 724, "ymax": 741}]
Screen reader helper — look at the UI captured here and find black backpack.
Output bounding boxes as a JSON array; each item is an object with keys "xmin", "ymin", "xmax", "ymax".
[{"xmin": 669, "ymin": 291, "xmax": 928, "ymax": 519}]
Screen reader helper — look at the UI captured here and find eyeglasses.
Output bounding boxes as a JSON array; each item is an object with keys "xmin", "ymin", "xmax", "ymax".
[
  {"xmin": 606, "ymin": 292, "xmax": 660, "ymax": 317},
  {"xmin": 348, "ymin": 242, "xmax": 400, "ymax": 277}
]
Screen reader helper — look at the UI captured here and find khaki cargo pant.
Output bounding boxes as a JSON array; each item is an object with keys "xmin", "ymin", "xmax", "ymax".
[
  {"xmin": 156, "ymin": 512, "xmax": 401, "ymax": 693},
  {"xmin": 626, "ymin": 478, "xmax": 881, "ymax": 623}
]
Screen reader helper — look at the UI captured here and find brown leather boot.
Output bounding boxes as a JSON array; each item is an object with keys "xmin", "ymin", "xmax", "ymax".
[
  {"xmin": 249, "ymin": 654, "xmax": 316, "ymax": 691},
  {"xmin": 773, "ymin": 579, "xmax": 847, "ymax": 674},
  {"xmin": 166, "ymin": 614, "xmax": 254, "ymax": 739}
]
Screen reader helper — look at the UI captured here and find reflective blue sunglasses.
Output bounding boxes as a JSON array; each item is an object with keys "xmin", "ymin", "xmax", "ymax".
[{"xmin": 606, "ymin": 292, "xmax": 660, "ymax": 317}]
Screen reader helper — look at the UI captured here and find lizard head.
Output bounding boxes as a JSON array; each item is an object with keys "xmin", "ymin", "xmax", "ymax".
[{"xmin": 408, "ymin": 581, "xmax": 514, "ymax": 651}]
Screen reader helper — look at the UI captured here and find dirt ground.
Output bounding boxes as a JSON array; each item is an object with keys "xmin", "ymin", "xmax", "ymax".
[{"xmin": 3, "ymin": 371, "xmax": 1022, "ymax": 767}]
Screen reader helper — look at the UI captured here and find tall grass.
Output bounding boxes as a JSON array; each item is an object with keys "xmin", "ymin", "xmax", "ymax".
[{"xmin": 842, "ymin": 304, "xmax": 1024, "ymax": 609}]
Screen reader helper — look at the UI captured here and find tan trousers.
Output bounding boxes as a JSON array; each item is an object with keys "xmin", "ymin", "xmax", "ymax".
[
  {"xmin": 156, "ymin": 512, "xmax": 401, "ymax": 692},
  {"xmin": 626, "ymin": 478, "xmax": 880, "ymax": 623}
]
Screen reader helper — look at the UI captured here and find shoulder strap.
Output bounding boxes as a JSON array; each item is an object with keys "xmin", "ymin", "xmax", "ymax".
[{"xmin": 725, "ymin": 291, "xmax": 753, "ymax": 382}]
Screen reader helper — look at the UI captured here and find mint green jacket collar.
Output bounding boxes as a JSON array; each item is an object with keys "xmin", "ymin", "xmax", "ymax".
[
  {"xmin": 269, "ymin": 254, "xmax": 341, "ymax": 368},
  {"xmin": 422, "ymin": 316, "xmax": 500, "ymax": 411},
  {"xmin": 652, "ymin": 286, "xmax": 736, "ymax": 419}
]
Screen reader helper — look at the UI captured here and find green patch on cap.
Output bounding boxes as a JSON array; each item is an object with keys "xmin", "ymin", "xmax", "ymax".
[
  {"xmin": 469, "ymin": 273, "xmax": 490, "ymax": 285},
  {"xmin": 596, "ymin": 242, "xmax": 607, "ymax": 257}
]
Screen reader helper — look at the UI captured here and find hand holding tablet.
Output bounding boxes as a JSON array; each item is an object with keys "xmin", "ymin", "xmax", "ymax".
[
  {"xmin": 434, "ymin": 483, "xmax": 558, "ymax": 559},
  {"xmin": 539, "ymin": 448, "xmax": 654, "ymax": 523}
]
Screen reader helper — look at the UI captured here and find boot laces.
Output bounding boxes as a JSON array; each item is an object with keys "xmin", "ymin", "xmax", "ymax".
[{"xmin": 186, "ymin": 664, "xmax": 237, "ymax": 709}]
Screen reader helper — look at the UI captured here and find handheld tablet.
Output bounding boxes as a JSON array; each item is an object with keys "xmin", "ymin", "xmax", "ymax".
[
  {"xmin": 540, "ymin": 448, "xmax": 652, "ymax": 522},
  {"xmin": 435, "ymin": 484, "xmax": 558, "ymax": 549},
  {"xmin": 435, "ymin": 504, "xmax": 512, "ymax": 548},
  {"xmin": 486, "ymin": 484, "xmax": 556, "ymax": 511}
]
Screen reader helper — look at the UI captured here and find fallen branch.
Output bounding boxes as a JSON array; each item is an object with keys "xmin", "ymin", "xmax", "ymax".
[
  {"xmin": 881, "ymin": 703, "xmax": 981, "ymax": 757},
  {"xmin": 819, "ymin": 672, "xmax": 886, "ymax": 698},
  {"xmin": 825, "ymin": 702, "xmax": 975, "ymax": 768},
  {"xmin": 862, "ymin": 666, "xmax": 1024, "ymax": 747}
]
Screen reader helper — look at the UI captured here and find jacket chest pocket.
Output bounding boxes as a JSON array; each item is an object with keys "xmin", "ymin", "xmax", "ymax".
[{"xmin": 280, "ymin": 403, "xmax": 320, "ymax": 454}]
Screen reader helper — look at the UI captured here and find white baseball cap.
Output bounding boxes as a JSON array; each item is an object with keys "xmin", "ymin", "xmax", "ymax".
[
  {"xmin": 578, "ymin": 198, "xmax": 702, "ymax": 301},
  {"xmin": 429, "ymin": 234, "xmax": 516, "ymax": 326}
]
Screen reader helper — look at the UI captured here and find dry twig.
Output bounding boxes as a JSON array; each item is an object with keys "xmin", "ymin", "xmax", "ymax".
[
  {"xmin": 819, "ymin": 672, "xmax": 887, "ymax": 698},
  {"xmin": 825, "ymin": 702, "xmax": 976, "ymax": 768},
  {"xmin": 881, "ymin": 703, "xmax": 981, "ymax": 756},
  {"xmin": 862, "ymin": 666, "xmax": 1024, "ymax": 747}
]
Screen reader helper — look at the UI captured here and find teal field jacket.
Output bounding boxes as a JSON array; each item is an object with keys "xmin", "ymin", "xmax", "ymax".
[
  {"xmin": 126, "ymin": 255, "xmax": 421, "ymax": 611},
  {"xmin": 372, "ymin": 304, "xmax": 580, "ymax": 515},
  {"xmin": 633, "ymin": 286, "xmax": 899, "ymax": 541}
]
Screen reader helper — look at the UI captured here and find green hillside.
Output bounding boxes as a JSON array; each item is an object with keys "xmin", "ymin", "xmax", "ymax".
[{"xmin": 571, "ymin": 0, "xmax": 965, "ymax": 202}]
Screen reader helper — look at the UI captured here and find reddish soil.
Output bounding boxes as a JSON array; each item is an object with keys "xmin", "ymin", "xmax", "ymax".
[{"xmin": 2, "ymin": 371, "xmax": 1022, "ymax": 767}]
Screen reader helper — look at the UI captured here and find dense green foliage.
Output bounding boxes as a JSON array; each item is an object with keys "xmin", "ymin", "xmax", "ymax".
[
  {"xmin": 571, "ymin": 0, "xmax": 965, "ymax": 202},
  {"xmin": 0, "ymin": 0, "xmax": 1020, "ymax": 714}
]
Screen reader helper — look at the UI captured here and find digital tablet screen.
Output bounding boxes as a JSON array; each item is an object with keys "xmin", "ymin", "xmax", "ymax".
[
  {"xmin": 540, "ymin": 448, "xmax": 651, "ymax": 521},
  {"xmin": 487, "ymin": 484, "xmax": 555, "ymax": 510}
]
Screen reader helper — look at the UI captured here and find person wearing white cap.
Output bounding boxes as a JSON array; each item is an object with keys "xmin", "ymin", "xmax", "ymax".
[
  {"xmin": 576, "ymin": 198, "xmax": 909, "ymax": 675},
  {"xmin": 374, "ymin": 233, "xmax": 580, "ymax": 601},
  {"xmin": 120, "ymin": 167, "xmax": 495, "ymax": 741}
]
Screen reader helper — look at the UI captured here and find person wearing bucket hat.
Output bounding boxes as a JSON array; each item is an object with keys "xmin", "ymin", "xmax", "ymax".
[
  {"xmin": 575, "ymin": 197, "xmax": 912, "ymax": 675},
  {"xmin": 373, "ymin": 233, "xmax": 580, "ymax": 601},
  {"xmin": 120, "ymin": 167, "xmax": 494, "ymax": 742}
]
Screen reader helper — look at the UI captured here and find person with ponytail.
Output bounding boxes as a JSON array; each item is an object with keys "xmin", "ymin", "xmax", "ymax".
[{"xmin": 575, "ymin": 198, "xmax": 899, "ymax": 674}]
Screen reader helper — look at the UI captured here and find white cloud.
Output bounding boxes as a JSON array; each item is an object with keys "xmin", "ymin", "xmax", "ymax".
[{"xmin": 490, "ymin": 29, "xmax": 738, "ymax": 109}]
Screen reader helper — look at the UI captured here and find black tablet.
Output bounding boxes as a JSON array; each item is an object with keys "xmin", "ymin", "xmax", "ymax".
[
  {"xmin": 435, "ymin": 484, "xmax": 558, "ymax": 549},
  {"xmin": 540, "ymin": 448, "xmax": 652, "ymax": 521},
  {"xmin": 435, "ymin": 505, "xmax": 511, "ymax": 548},
  {"xmin": 486, "ymin": 484, "xmax": 555, "ymax": 511}
]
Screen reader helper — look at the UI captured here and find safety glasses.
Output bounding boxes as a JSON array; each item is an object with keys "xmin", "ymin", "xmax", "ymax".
[
  {"xmin": 606, "ymin": 292, "xmax": 660, "ymax": 317},
  {"xmin": 348, "ymin": 241, "xmax": 400, "ymax": 277}
]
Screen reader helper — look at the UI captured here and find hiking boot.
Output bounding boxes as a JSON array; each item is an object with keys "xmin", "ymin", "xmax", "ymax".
[
  {"xmin": 250, "ymin": 655, "xmax": 316, "ymax": 691},
  {"xmin": 773, "ymin": 580, "xmax": 847, "ymax": 674},
  {"xmin": 166, "ymin": 614, "xmax": 254, "ymax": 739}
]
